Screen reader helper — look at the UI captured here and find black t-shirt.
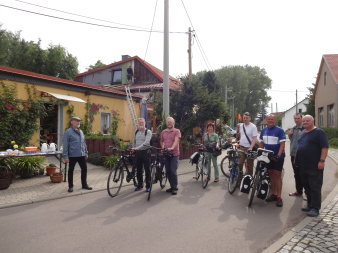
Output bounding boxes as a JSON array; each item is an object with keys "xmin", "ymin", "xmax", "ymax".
[{"xmin": 296, "ymin": 128, "xmax": 328, "ymax": 170}]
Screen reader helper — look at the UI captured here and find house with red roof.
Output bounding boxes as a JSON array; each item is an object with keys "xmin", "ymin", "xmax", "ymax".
[
  {"xmin": 75, "ymin": 55, "xmax": 182, "ymax": 130},
  {"xmin": 314, "ymin": 54, "xmax": 338, "ymax": 128},
  {"xmin": 0, "ymin": 65, "xmax": 141, "ymax": 146}
]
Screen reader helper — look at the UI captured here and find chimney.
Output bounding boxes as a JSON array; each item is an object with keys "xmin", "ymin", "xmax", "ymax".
[{"xmin": 122, "ymin": 55, "xmax": 131, "ymax": 61}]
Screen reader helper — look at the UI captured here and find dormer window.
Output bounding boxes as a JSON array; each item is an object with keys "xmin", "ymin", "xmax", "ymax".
[{"xmin": 111, "ymin": 69, "xmax": 122, "ymax": 84}]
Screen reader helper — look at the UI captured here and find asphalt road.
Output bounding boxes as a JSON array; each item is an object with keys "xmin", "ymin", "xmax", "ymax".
[{"xmin": 0, "ymin": 148, "xmax": 337, "ymax": 253}]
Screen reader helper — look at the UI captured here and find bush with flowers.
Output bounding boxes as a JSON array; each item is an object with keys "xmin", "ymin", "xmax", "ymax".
[{"xmin": 0, "ymin": 82, "xmax": 48, "ymax": 149}]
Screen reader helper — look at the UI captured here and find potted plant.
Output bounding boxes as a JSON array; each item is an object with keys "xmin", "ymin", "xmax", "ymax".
[
  {"xmin": 50, "ymin": 172, "xmax": 63, "ymax": 183},
  {"xmin": 16, "ymin": 156, "xmax": 45, "ymax": 178},
  {"xmin": 46, "ymin": 163, "xmax": 57, "ymax": 176},
  {"xmin": 0, "ymin": 166, "xmax": 12, "ymax": 190}
]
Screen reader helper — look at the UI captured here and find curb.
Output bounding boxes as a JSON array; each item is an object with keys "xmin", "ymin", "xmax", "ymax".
[
  {"xmin": 0, "ymin": 169, "xmax": 195, "ymax": 210},
  {"xmin": 262, "ymin": 151, "xmax": 338, "ymax": 253}
]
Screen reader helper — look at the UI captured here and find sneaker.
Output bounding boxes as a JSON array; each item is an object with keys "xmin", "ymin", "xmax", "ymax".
[
  {"xmin": 145, "ymin": 188, "xmax": 151, "ymax": 192},
  {"xmin": 134, "ymin": 186, "xmax": 142, "ymax": 191},
  {"xmin": 171, "ymin": 189, "xmax": 177, "ymax": 195},
  {"xmin": 301, "ymin": 207, "xmax": 310, "ymax": 212},
  {"xmin": 82, "ymin": 185, "xmax": 93, "ymax": 190},
  {"xmin": 276, "ymin": 197, "xmax": 283, "ymax": 207},
  {"xmin": 214, "ymin": 178, "xmax": 219, "ymax": 183},
  {"xmin": 289, "ymin": 192, "xmax": 302, "ymax": 197},
  {"xmin": 166, "ymin": 188, "xmax": 173, "ymax": 193},
  {"xmin": 265, "ymin": 194, "xmax": 277, "ymax": 202},
  {"xmin": 307, "ymin": 209, "xmax": 319, "ymax": 217},
  {"xmin": 68, "ymin": 187, "xmax": 73, "ymax": 193}
]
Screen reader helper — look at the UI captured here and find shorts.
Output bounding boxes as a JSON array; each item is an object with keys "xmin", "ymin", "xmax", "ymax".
[{"xmin": 267, "ymin": 157, "xmax": 284, "ymax": 172}]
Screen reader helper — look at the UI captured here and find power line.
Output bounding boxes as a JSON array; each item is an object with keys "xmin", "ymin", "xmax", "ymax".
[
  {"xmin": 0, "ymin": 4, "xmax": 187, "ymax": 34},
  {"xmin": 180, "ymin": 0, "xmax": 213, "ymax": 71},
  {"xmin": 144, "ymin": 0, "xmax": 159, "ymax": 61},
  {"xmin": 12, "ymin": 0, "xmax": 150, "ymax": 30}
]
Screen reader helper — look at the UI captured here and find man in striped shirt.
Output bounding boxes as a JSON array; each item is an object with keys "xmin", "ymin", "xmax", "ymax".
[{"xmin": 259, "ymin": 114, "xmax": 286, "ymax": 207}]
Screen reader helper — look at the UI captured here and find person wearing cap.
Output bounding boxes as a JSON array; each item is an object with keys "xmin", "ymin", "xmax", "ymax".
[{"xmin": 63, "ymin": 116, "xmax": 92, "ymax": 192}]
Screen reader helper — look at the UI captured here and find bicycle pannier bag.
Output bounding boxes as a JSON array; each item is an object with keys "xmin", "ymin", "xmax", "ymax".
[
  {"xmin": 256, "ymin": 179, "xmax": 269, "ymax": 200},
  {"xmin": 240, "ymin": 175, "xmax": 252, "ymax": 194},
  {"xmin": 212, "ymin": 148, "xmax": 222, "ymax": 157},
  {"xmin": 190, "ymin": 152, "xmax": 200, "ymax": 164}
]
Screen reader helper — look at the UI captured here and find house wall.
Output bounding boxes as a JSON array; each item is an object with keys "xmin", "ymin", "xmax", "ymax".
[
  {"xmin": 315, "ymin": 63, "xmax": 338, "ymax": 127},
  {"xmin": 82, "ymin": 61, "xmax": 131, "ymax": 86},
  {"xmin": 281, "ymin": 99, "xmax": 308, "ymax": 130},
  {"xmin": 0, "ymin": 79, "xmax": 140, "ymax": 146}
]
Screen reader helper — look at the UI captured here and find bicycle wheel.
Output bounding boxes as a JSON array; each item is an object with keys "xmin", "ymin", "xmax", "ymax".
[
  {"xmin": 228, "ymin": 162, "xmax": 239, "ymax": 194},
  {"xmin": 248, "ymin": 173, "xmax": 259, "ymax": 207},
  {"xmin": 194, "ymin": 156, "xmax": 202, "ymax": 181},
  {"xmin": 147, "ymin": 164, "xmax": 156, "ymax": 201},
  {"xmin": 107, "ymin": 164, "xmax": 124, "ymax": 198},
  {"xmin": 220, "ymin": 156, "xmax": 230, "ymax": 178},
  {"xmin": 159, "ymin": 163, "xmax": 167, "ymax": 189},
  {"xmin": 201, "ymin": 157, "xmax": 210, "ymax": 189}
]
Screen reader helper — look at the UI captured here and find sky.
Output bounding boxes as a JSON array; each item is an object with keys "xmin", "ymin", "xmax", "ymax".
[{"xmin": 0, "ymin": 0, "xmax": 337, "ymax": 112}]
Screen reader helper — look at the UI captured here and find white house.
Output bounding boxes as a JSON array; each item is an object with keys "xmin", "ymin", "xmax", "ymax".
[{"xmin": 281, "ymin": 98, "xmax": 309, "ymax": 131}]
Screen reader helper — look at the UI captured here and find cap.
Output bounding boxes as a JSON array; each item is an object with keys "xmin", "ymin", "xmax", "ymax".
[{"xmin": 71, "ymin": 116, "xmax": 81, "ymax": 121}]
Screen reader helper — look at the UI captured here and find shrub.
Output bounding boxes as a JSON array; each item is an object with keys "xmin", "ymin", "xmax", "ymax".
[
  {"xmin": 87, "ymin": 152, "xmax": 104, "ymax": 166},
  {"xmin": 103, "ymin": 155, "xmax": 119, "ymax": 169},
  {"xmin": 322, "ymin": 128, "xmax": 338, "ymax": 140},
  {"xmin": 329, "ymin": 138, "xmax": 338, "ymax": 148}
]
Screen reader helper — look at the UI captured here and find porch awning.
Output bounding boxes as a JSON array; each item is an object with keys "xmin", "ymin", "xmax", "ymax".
[{"xmin": 40, "ymin": 91, "xmax": 86, "ymax": 103}]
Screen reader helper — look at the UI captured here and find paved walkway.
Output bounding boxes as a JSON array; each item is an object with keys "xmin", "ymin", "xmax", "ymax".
[
  {"xmin": 0, "ymin": 158, "xmax": 195, "ymax": 209},
  {"xmin": 264, "ymin": 148, "xmax": 338, "ymax": 253}
]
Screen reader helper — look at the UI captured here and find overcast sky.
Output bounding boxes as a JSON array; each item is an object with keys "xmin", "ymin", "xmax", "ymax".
[{"xmin": 1, "ymin": 0, "xmax": 337, "ymax": 112}]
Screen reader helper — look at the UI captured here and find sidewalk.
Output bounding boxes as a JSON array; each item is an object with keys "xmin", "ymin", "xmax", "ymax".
[
  {"xmin": 264, "ymin": 148, "xmax": 338, "ymax": 253},
  {"xmin": 0, "ymin": 158, "xmax": 195, "ymax": 209}
]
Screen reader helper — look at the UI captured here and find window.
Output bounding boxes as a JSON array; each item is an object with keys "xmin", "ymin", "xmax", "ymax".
[
  {"xmin": 324, "ymin": 72, "xmax": 327, "ymax": 86},
  {"xmin": 298, "ymin": 108, "xmax": 302, "ymax": 113},
  {"xmin": 318, "ymin": 107, "xmax": 324, "ymax": 127},
  {"xmin": 111, "ymin": 69, "xmax": 122, "ymax": 84},
  {"xmin": 101, "ymin": 112, "xmax": 111, "ymax": 133},
  {"xmin": 328, "ymin": 104, "xmax": 335, "ymax": 127}
]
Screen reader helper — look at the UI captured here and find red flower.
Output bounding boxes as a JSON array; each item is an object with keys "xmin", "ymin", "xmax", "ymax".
[{"xmin": 4, "ymin": 104, "xmax": 15, "ymax": 110}]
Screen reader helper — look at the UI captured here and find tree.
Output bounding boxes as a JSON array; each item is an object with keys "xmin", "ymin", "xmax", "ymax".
[
  {"xmin": 214, "ymin": 65, "xmax": 271, "ymax": 123},
  {"xmin": 87, "ymin": 60, "xmax": 106, "ymax": 71},
  {"xmin": 305, "ymin": 83, "xmax": 315, "ymax": 117},
  {"xmin": 0, "ymin": 26, "xmax": 79, "ymax": 80}
]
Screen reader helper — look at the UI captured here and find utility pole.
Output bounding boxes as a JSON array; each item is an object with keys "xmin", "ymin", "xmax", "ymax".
[
  {"xmin": 163, "ymin": 0, "xmax": 169, "ymax": 118},
  {"xmin": 188, "ymin": 27, "xmax": 192, "ymax": 84},
  {"xmin": 276, "ymin": 102, "xmax": 278, "ymax": 113},
  {"xmin": 271, "ymin": 103, "xmax": 273, "ymax": 113},
  {"xmin": 295, "ymin": 89, "xmax": 298, "ymax": 114}
]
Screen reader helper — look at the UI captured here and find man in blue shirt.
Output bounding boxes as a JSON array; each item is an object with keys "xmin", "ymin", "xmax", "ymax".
[
  {"xmin": 296, "ymin": 115, "xmax": 328, "ymax": 217},
  {"xmin": 259, "ymin": 114, "xmax": 286, "ymax": 207},
  {"xmin": 63, "ymin": 116, "xmax": 92, "ymax": 193}
]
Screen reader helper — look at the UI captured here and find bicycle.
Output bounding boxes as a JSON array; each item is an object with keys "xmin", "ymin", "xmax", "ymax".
[
  {"xmin": 220, "ymin": 141, "xmax": 239, "ymax": 178},
  {"xmin": 146, "ymin": 146, "xmax": 171, "ymax": 201},
  {"xmin": 247, "ymin": 148, "xmax": 274, "ymax": 207},
  {"xmin": 106, "ymin": 147, "xmax": 138, "ymax": 198},
  {"xmin": 192, "ymin": 143, "xmax": 215, "ymax": 189}
]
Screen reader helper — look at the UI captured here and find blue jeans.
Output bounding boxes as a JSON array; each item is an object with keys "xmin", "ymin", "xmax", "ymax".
[{"xmin": 164, "ymin": 156, "xmax": 179, "ymax": 189}]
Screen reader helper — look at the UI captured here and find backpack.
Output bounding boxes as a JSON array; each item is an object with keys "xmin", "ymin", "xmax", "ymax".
[{"xmin": 134, "ymin": 128, "xmax": 155, "ymax": 146}]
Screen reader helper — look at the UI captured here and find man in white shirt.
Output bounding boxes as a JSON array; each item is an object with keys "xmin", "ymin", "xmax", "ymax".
[{"xmin": 238, "ymin": 112, "xmax": 258, "ymax": 176}]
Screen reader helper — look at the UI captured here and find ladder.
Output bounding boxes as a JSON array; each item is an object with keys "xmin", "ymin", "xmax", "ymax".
[{"xmin": 125, "ymin": 85, "xmax": 138, "ymax": 131}]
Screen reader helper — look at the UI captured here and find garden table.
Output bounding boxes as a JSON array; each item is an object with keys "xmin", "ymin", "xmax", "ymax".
[{"xmin": 0, "ymin": 151, "xmax": 68, "ymax": 182}]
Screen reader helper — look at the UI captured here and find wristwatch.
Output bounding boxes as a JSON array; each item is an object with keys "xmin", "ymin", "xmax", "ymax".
[{"xmin": 319, "ymin": 159, "xmax": 325, "ymax": 163}]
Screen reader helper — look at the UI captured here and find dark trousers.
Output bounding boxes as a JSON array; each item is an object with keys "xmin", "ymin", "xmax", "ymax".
[
  {"xmin": 300, "ymin": 168, "xmax": 323, "ymax": 210},
  {"xmin": 291, "ymin": 156, "xmax": 303, "ymax": 194},
  {"xmin": 164, "ymin": 156, "xmax": 179, "ymax": 189},
  {"xmin": 68, "ymin": 156, "xmax": 88, "ymax": 188},
  {"xmin": 135, "ymin": 150, "xmax": 151, "ymax": 188}
]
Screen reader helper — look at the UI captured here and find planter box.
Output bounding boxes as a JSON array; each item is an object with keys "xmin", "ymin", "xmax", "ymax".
[{"xmin": 179, "ymin": 145, "xmax": 199, "ymax": 160}]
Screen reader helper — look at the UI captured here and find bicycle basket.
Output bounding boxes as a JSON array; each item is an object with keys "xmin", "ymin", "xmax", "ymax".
[{"xmin": 190, "ymin": 152, "xmax": 200, "ymax": 164}]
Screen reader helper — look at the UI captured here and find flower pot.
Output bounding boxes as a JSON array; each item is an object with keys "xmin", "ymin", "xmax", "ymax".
[
  {"xmin": 0, "ymin": 177, "xmax": 11, "ymax": 190},
  {"xmin": 50, "ymin": 173, "xmax": 63, "ymax": 183},
  {"xmin": 46, "ymin": 166, "xmax": 57, "ymax": 176}
]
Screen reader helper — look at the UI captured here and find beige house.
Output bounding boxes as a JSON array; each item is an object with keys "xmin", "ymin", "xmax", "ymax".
[{"xmin": 314, "ymin": 54, "xmax": 338, "ymax": 128}]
